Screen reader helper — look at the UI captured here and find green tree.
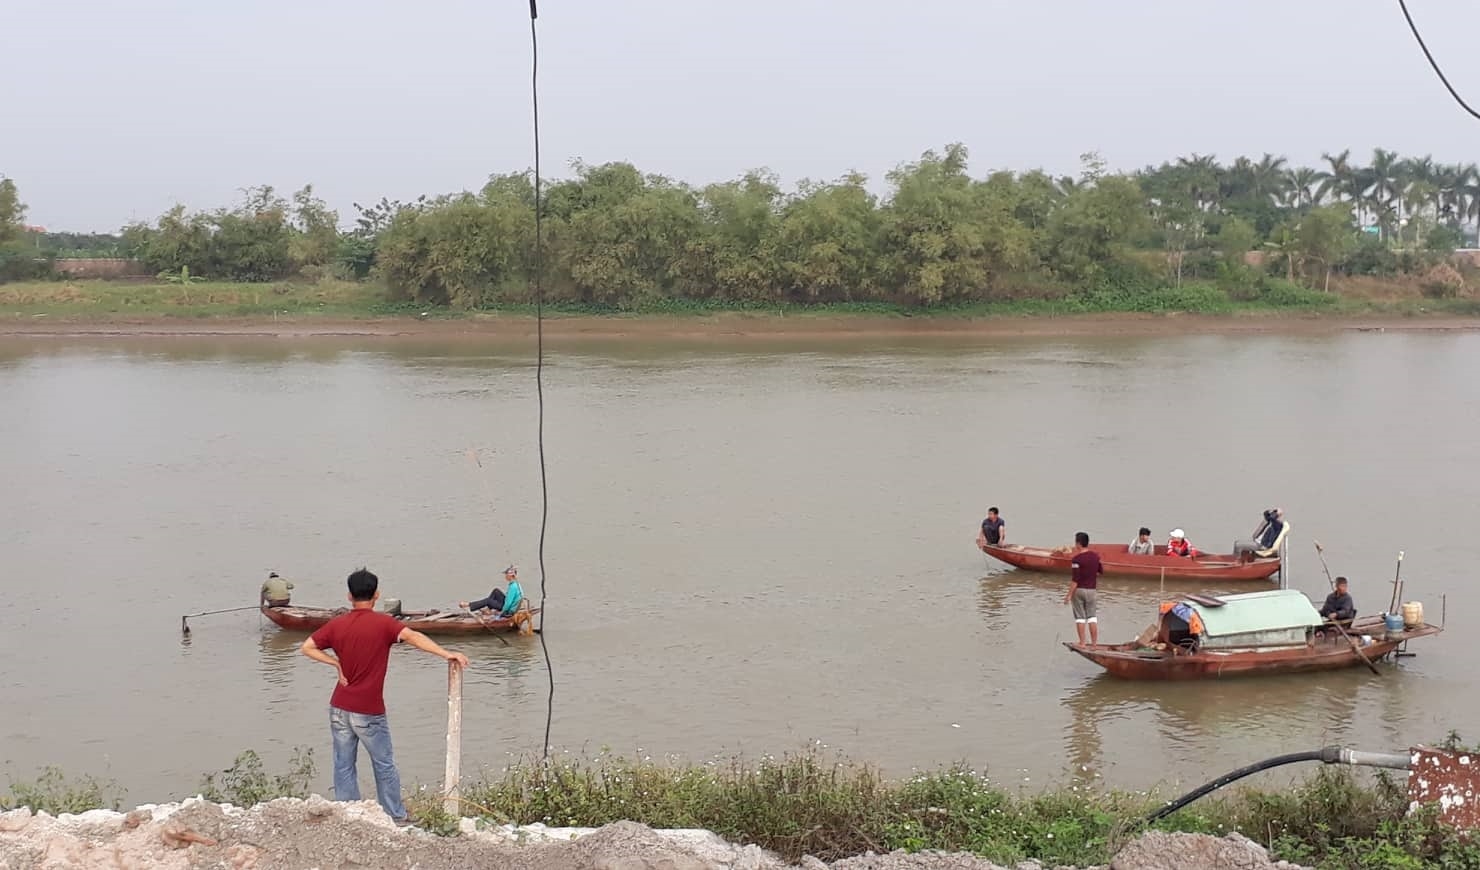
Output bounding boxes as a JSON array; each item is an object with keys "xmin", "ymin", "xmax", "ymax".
[
  {"xmin": 1044, "ymin": 174, "xmax": 1148, "ymax": 283},
  {"xmin": 0, "ymin": 176, "xmax": 24, "ymax": 245},
  {"xmin": 1295, "ymin": 206, "xmax": 1355, "ymax": 292},
  {"xmin": 289, "ymin": 185, "xmax": 340, "ymax": 270},
  {"xmin": 879, "ymin": 144, "xmax": 1033, "ymax": 305}
]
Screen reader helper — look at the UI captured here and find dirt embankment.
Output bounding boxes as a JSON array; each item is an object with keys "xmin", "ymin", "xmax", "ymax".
[
  {"xmin": 0, "ymin": 796, "xmax": 1309, "ymax": 870},
  {"xmin": 3, "ymin": 311, "xmax": 1480, "ymax": 341}
]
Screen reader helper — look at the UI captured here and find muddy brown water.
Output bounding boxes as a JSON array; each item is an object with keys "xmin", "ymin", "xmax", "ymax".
[{"xmin": 0, "ymin": 331, "xmax": 1473, "ymax": 802}]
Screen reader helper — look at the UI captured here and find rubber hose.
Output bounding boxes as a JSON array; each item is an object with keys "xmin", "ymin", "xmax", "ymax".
[{"xmin": 1142, "ymin": 748, "xmax": 1336, "ymax": 825}]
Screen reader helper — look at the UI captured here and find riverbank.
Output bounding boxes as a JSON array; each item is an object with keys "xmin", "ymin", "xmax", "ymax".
[
  {"xmin": 0, "ymin": 797, "xmax": 1308, "ymax": 870},
  {"xmin": 6, "ymin": 310, "xmax": 1480, "ymax": 341},
  {"xmin": 4, "ymin": 279, "xmax": 1480, "ymax": 340},
  {"xmin": 3, "ymin": 749, "xmax": 1474, "ymax": 868}
]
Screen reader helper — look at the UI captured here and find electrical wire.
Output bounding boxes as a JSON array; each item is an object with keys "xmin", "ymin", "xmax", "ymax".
[
  {"xmin": 527, "ymin": 0, "xmax": 555, "ymax": 765},
  {"xmin": 1397, "ymin": 0, "xmax": 1480, "ymax": 120}
]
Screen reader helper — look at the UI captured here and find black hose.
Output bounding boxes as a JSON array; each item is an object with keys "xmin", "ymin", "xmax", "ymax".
[{"xmin": 1143, "ymin": 748, "xmax": 1338, "ymax": 825}]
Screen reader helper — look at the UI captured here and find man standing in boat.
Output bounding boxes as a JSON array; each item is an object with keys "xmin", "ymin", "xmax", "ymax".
[
  {"xmin": 976, "ymin": 507, "xmax": 1005, "ymax": 551},
  {"xmin": 300, "ymin": 568, "xmax": 469, "ymax": 825},
  {"xmin": 1064, "ymin": 532, "xmax": 1103, "ymax": 645},
  {"xmin": 1128, "ymin": 527, "xmax": 1154, "ymax": 555}
]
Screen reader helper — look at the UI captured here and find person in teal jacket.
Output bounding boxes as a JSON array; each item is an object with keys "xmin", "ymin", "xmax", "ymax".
[{"xmin": 461, "ymin": 565, "xmax": 522, "ymax": 617}]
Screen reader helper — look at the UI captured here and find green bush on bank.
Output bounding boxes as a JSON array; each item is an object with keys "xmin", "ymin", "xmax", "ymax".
[{"xmin": 4, "ymin": 745, "xmax": 1480, "ymax": 868}]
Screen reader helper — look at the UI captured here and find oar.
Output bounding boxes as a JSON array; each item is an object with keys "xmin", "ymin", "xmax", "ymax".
[
  {"xmin": 469, "ymin": 608, "xmax": 511, "ymax": 646},
  {"xmin": 1312, "ymin": 541, "xmax": 1382, "ymax": 676},
  {"xmin": 181, "ymin": 605, "xmax": 260, "ymax": 635}
]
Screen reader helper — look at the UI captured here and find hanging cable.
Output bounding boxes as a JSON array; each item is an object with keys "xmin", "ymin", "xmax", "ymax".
[
  {"xmin": 527, "ymin": 0, "xmax": 554, "ymax": 765},
  {"xmin": 1397, "ymin": 0, "xmax": 1480, "ymax": 120}
]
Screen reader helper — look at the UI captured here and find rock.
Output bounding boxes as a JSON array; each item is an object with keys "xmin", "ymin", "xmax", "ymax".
[
  {"xmin": 1111, "ymin": 831, "xmax": 1308, "ymax": 870},
  {"xmin": 0, "ymin": 809, "xmax": 32, "ymax": 833},
  {"xmin": 799, "ymin": 857, "xmax": 830, "ymax": 870}
]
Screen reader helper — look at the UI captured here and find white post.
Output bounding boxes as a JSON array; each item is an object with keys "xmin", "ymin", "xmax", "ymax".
[{"xmin": 443, "ymin": 661, "xmax": 463, "ymax": 815}]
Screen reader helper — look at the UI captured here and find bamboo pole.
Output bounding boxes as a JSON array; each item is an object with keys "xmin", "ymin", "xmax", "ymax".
[{"xmin": 444, "ymin": 660, "xmax": 463, "ymax": 815}]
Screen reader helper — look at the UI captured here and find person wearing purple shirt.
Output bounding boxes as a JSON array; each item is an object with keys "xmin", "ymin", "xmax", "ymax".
[{"xmin": 1063, "ymin": 531, "xmax": 1103, "ymax": 644}]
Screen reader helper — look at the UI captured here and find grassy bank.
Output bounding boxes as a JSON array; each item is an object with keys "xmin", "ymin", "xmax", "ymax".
[
  {"xmin": 3, "ymin": 278, "xmax": 1480, "ymax": 324},
  {"xmin": 4, "ymin": 745, "xmax": 1477, "ymax": 869}
]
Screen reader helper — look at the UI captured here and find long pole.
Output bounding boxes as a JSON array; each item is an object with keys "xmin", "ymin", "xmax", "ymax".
[
  {"xmin": 1388, "ymin": 551, "xmax": 1405, "ymax": 615},
  {"xmin": 443, "ymin": 660, "xmax": 463, "ymax": 815},
  {"xmin": 1312, "ymin": 541, "xmax": 1382, "ymax": 677},
  {"xmin": 180, "ymin": 605, "xmax": 260, "ymax": 634}
]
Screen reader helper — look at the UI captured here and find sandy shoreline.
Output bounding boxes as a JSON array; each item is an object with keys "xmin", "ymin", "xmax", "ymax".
[{"xmin": 3, "ymin": 311, "xmax": 1480, "ymax": 340}]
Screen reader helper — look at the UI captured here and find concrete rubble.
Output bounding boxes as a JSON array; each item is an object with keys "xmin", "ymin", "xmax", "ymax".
[{"xmin": 0, "ymin": 796, "xmax": 1312, "ymax": 870}]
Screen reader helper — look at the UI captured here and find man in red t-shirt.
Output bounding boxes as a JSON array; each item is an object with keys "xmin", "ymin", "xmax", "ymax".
[
  {"xmin": 1063, "ymin": 531, "xmax": 1103, "ymax": 645},
  {"xmin": 300, "ymin": 568, "xmax": 470, "ymax": 823}
]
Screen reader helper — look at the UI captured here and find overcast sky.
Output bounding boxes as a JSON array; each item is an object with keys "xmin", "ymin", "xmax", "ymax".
[{"xmin": 9, "ymin": 0, "xmax": 1480, "ymax": 232}]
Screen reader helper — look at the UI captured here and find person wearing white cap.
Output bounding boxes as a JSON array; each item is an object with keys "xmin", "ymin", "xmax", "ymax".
[
  {"xmin": 1167, "ymin": 529, "xmax": 1198, "ymax": 558},
  {"xmin": 460, "ymin": 565, "xmax": 523, "ymax": 618}
]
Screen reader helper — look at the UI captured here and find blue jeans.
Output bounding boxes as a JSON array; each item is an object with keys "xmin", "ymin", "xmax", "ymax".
[{"xmin": 329, "ymin": 706, "xmax": 407, "ymax": 820}]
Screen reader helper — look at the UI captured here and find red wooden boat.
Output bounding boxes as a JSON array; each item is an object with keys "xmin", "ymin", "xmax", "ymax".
[
  {"xmin": 260, "ymin": 603, "xmax": 538, "ymax": 636},
  {"xmin": 1065, "ymin": 589, "xmax": 1441, "ymax": 680},
  {"xmin": 981, "ymin": 543, "xmax": 1281, "ymax": 582}
]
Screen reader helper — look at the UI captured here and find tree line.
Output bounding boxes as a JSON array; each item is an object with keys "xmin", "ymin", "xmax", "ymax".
[{"xmin": 3, "ymin": 146, "xmax": 1477, "ymax": 305}]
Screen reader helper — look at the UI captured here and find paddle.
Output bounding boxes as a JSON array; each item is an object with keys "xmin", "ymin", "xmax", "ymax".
[
  {"xmin": 180, "ymin": 605, "xmax": 261, "ymax": 635},
  {"xmin": 469, "ymin": 607, "xmax": 512, "ymax": 646},
  {"xmin": 1312, "ymin": 541, "xmax": 1382, "ymax": 676}
]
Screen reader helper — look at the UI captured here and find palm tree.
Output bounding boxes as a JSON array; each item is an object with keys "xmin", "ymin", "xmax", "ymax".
[
  {"xmin": 1252, "ymin": 153, "xmax": 1289, "ymax": 204},
  {"xmin": 1316, "ymin": 150, "xmax": 1354, "ymax": 205},
  {"xmin": 1176, "ymin": 153, "xmax": 1221, "ymax": 211},
  {"xmin": 1282, "ymin": 167, "xmax": 1323, "ymax": 210},
  {"xmin": 1368, "ymin": 149, "xmax": 1404, "ymax": 242}
]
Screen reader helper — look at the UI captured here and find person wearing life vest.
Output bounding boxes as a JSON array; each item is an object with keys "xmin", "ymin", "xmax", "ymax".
[{"xmin": 1166, "ymin": 529, "xmax": 1199, "ymax": 558}]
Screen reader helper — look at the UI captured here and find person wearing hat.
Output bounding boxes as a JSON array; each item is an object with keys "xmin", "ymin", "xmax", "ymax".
[
  {"xmin": 1166, "ymin": 529, "xmax": 1198, "ymax": 558},
  {"xmin": 461, "ymin": 565, "xmax": 524, "ymax": 618},
  {"xmin": 261, "ymin": 571, "xmax": 294, "ymax": 608}
]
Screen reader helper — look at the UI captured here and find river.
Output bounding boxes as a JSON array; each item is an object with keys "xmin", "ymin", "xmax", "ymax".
[{"xmin": 0, "ymin": 328, "xmax": 1472, "ymax": 803}]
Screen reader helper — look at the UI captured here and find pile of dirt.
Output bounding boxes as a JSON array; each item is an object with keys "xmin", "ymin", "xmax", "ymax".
[{"xmin": 0, "ymin": 797, "xmax": 1310, "ymax": 870}]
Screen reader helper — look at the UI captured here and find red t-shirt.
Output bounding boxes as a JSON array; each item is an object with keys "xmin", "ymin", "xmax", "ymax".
[
  {"xmin": 1071, "ymin": 549, "xmax": 1102, "ymax": 589},
  {"xmin": 310, "ymin": 609, "xmax": 406, "ymax": 715}
]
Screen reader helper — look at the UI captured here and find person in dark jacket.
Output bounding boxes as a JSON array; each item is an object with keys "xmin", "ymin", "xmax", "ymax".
[{"xmin": 1319, "ymin": 576, "xmax": 1356, "ymax": 624}]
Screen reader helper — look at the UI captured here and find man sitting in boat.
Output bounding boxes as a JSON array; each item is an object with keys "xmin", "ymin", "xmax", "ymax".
[
  {"xmin": 1166, "ymin": 529, "xmax": 1198, "ymax": 558},
  {"xmin": 976, "ymin": 507, "xmax": 1005, "ymax": 550},
  {"xmin": 261, "ymin": 571, "xmax": 293, "ymax": 608},
  {"xmin": 1128, "ymin": 527, "xmax": 1154, "ymax": 555},
  {"xmin": 1233, "ymin": 508, "xmax": 1288, "ymax": 562},
  {"xmin": 1319, "ymin": 576, "xmax": 1356, "ymax": 626},
  {"xmin": 460, "ymin": 565, "xmax": 523, "ymax": 617}
]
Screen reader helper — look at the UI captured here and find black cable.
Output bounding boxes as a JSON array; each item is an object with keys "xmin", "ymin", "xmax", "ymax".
[
  {"xmin": 1397, "ymin": 0, "xmax": 1480, "ymax": 120},
  {"xmin": 528, "ymin": 0, "xmax": 554, "ymax": 765},
  {"xmin": 1142, "ymin": 749, "xmax": 1333, "ymax": 825}
]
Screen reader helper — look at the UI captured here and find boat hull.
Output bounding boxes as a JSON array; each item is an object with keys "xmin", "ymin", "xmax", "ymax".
[
  {"xmin": 982, "ymin": 543, "xmax": 1280, "ymax": 582},
  {"xmin": 260, "ymin": 604, "xmax": 535, "ymax": 635},
  {"xmin": 1065, "ymin": 618, "xmax": 1441, "ymax": 680}
]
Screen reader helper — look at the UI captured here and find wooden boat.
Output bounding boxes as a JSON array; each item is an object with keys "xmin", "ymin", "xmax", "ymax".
[
  {"xmin": 260, "ymin": 603, "xmax": 538, "ymax": 636},
  {"xmin": 1065, "ymin": 588, "xmax": 1441, "ymax": 680},
  {"xmin": 981, "ymin": 543, "xmax": 1281, "ymax": 582}
]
